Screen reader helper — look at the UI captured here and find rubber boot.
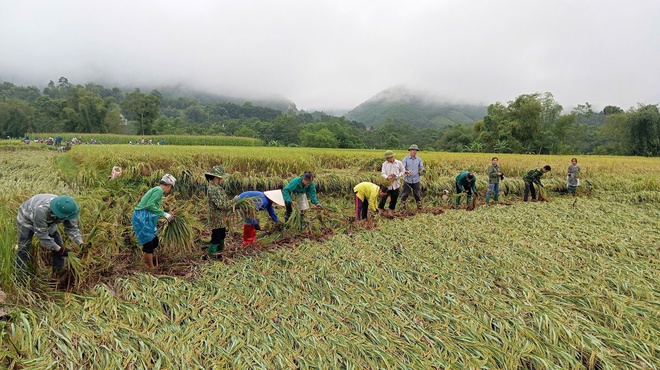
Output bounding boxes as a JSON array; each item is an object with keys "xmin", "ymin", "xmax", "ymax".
[
  {"xmin": 217, "ymin": 239, "xmax": 225, "ymax": 253},
  {"xmin": 485, "ymin": 193, "xmax": 491, "ymax": 204},
  {"xmin": 208, "ymin": 244, "xmax": 218, "ymax": 256},
  {"xmin": 494, "ymin": 195, "xmax": 499, "ymax": 202},
  {"xmin": 243, "ymin": 224, "xmax": 257, "ymax": 247}
]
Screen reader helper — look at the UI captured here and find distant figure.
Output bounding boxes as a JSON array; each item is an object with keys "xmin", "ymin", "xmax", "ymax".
[
  {"xmin": 567, "ymin": 158, "xmax": 580, "ymax": 195},
  {"xmin": 140, "ymin": 138, "xmax": 145, "ymax": 145},
  {"xmin": 160, "ymin": 138, "xmax": 165, "ymax": 145},
  {"xmin": 148, "ymin": 139, "xmax": 153, "ymax": 145},
  {"xmin": 55, "ymin": 136, "xmax": 62, "ymax": 146},
  {"xmin": 109, "ymin": 166, "xmax": 123, "ymax": 180}
]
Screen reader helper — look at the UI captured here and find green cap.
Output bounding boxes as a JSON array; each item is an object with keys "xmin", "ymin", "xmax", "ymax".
[
  {"xmin": 50, "ymin": 196, "xmax": 79, "ymax": 221},
  {"xmin": 205, "ymin": 166, "xmax": 229, "ymax": 181},
  {"xmin": 384, "ymin": 150, "xmax": 395, "ymax": 158},
  {"xmin": 408, "ymin": 144, "xmax": 420, "ymax": 151}
]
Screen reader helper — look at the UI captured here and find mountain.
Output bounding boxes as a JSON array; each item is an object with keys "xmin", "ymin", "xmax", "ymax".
[{"xmin": 344, "ymin": 86, "xmax": 487, "ymax": 128}]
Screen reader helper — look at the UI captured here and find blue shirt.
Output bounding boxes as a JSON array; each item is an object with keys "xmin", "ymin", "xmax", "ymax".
[
  {"xmin": 237, "ymin": 191, "xmax": 279, "ymax": 222},
  {"xmin": 402, "ymin": 155, "xmax": 424, "ymax": 184}
]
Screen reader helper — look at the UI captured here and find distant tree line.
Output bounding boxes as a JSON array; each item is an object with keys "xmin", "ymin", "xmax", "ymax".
[{"xmin": 1, "ymin": 78, "xmax": 658, "ymax": 156}]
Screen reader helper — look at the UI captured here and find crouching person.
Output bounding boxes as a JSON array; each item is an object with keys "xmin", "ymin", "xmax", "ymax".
[
  {"xmin": 354, "ymin": 182, "xmax": 389, "ymax": 220},
  {"xmin": 234, "ymin": 190, "xmax": 283, "ymax": 247},
  {"xmin": 205, "ymin": 166, "xmax": 231, "ymax": 257},
  {"xmin": 16, "ymin": 194, "xmax": 83, "ymax": 279},
  {"xmin": 132, "ymin": 174, "xmax": 176, "ymax": 269}
]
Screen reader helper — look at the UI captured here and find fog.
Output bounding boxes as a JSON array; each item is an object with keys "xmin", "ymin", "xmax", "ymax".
[{"xmin": 1, "ymin": 0, "xmax": 658, "ymax": 111}]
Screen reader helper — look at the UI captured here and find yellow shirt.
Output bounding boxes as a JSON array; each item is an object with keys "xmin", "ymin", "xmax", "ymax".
[{"xmin": 353, "ymin": 182, "xmax": 380, "ymax": 211}]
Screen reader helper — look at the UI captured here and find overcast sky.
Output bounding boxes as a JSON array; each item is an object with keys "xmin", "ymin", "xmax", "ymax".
[{"xmin": 1, "ymin": 0, "xmax": 658, "ymax": 112}]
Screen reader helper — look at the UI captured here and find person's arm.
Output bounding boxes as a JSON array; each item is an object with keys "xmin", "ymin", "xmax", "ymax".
[
  {"xmin": 396, "ymin": 161, "xmax": 406, "ymax": 178},
  {"xmin": 33, "ymin": 209, "xmax": 60, "ymax": 250},
  {"xmin": 142, "ymin": 188, "xmax": 165, "ymax": 216},
  {"xmin": 266, "ymin": 203, "xmax": 279, "ymax": 223},
  {"xmin": 63, "ymin": 218, "xmax": 84, "ymax": 246},
  {"xmin": 282, "ymin": 178, "xmax": 297, "ymax": 203},
  {"xmin": 369, "ymin": 188, "xmax": 379, "ymax": 212},
  {"xmin": 307, "ymin": 183, "xmax": 319, "ymax": 205},
  {"xmin": 418, "ymin": 158, "xmax": 425, "ymax": 174},
  {"xmin": 381, "ymin": 162, "xmax": 389, "ymax": 180},
  {"xmin": 470, "ymin": 179, "xmax": 477, "ymax": 193}
]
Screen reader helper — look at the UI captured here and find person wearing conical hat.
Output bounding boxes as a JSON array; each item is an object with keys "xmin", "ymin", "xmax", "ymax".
[
  {"xmin": 205, "ymin": 166, "xmax": 231, "ymax": 257},
  {"xmin": 15, "ymin": 194, "xmax": 84, "ymax": 278},
  {"xmin": 379, "ymin": 150, "xmax": 405, "ymax": 217},
  {"xmin": 132, "ymin": 174, "xmax": 176, "ymax": 269},
  {"xmin": 233, "ymin": 190, "xmax": 283, "ymax": 247},
  {"xmin": 401, "ymin": 144, "xmax": 425, "ymax": 209}
]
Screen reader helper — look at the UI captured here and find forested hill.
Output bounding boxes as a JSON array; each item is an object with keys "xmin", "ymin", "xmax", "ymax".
[{"xmin": 345, "ymin": 86, "xmax": 487, "ymax": 128}]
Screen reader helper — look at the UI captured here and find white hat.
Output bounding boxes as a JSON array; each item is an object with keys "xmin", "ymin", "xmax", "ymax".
[
  {"xmin": 264, "ymin": 190, "xmax": 285, "ymax": 207},
  {"xmin": 161, "ymin": 174, "xmax": 177, "ymax": 186}
]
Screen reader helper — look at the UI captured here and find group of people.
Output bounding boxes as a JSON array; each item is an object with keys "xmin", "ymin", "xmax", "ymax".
[{"xmin": 14, "ymin": 146, "xmax": 580, "ymax": 274}]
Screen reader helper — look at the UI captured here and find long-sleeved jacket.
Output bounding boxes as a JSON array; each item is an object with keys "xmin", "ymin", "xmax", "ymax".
[
  {"xmin": 134, "ymin": 186, "xmax": 165, "ymax": 216},
  {"xmin": 487, "ymin": 164, "xmax": 502, "ymax": 184},
  {"xmin": 567, "ymin": 165, "xmax": 580, "ymax": 186},
  {"xmin": 207, "ymin": 182, "xmax": 231, "ymax": 229},
  {"xmin": 381, "ymin": 159, "xmax": 405, "ymax": 190},
  {"xmin": 353, "ymin": 182, "xmax": 380, "ymax": 212},
  {"xmin": 455, "ymin": 171, "xmax": 477, "ymax": 192},
  {"xmin": 524, "ymin": 168, "xmax": 545, "ymax": 186},
  {"xmin": 237, "ymin": 191, "xmax": 279, "ymax": 222},
  {"xmin": 402, "ymin": 155, "xmax": 424, "ymax": 184},
  {"xmin": 17, "ymin": 194, "xmax": 83, "ymax": 250},
  {"xmin": 282, "ymin": 177, "xmax": 319, "ymax": 205}
]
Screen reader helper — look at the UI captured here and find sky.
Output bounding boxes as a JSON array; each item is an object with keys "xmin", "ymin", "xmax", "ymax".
[{"xmin": 1, "ymin": 0, "xmax": 659, "ymax": 112}]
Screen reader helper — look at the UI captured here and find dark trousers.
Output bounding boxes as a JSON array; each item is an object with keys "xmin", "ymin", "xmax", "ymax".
[
  {"xmin": 524, "ymin": 181, "xmax": 536, "ymax": 201},
  {"xmin": 210, "ymin": 228, "xmax": 226, "ymax": 244},
  {"xmin": 401, "ymin": 182, "xmax": 421, "ymax": 203},
  {"xmin": 285, "ymin": 202, "xmax": 305, "ymax": 222},
  {"xmin": 378, "ymin": 188, "xmax": 400, "ymax": 210},
  {"xmin": 16, "ymin": 224, "xmax": 65, "ymax": 270},
  {"xmin": 355, "ymin": 196, "xmax": 369, "ymax": 220}
]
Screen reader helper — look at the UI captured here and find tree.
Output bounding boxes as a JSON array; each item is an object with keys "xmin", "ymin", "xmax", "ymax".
[
  {"xmin": 602, "ymin": 105, "xmax": 624, "ymax": 115},
  {"xmin": 628, "ymin": 104, "xmax": 660, "ymax": 156},
  {"xmin": 0, "ymin": 99, "xmax": 35, "ymax": 138},
  {"xmin": 121, "ymin": 89, "xmax": 160, "ymax": 136},
  {"xmin": 299, "ymin": 128, "xmax": 338, "ymax": 148}
]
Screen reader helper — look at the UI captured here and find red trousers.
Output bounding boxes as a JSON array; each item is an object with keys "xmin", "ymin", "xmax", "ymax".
[{"xmin": 243, "ymin": 224, "xmax": 257, "ymax": 246}]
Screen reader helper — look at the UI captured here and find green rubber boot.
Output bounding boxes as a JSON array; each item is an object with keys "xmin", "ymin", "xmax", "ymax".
[
  {"xmin": 485, "ymin": 193, "xmax": 491, "ymax": 204},
  {"xmin": 208, "ymin": 244, "xmax": 218, "ymax": 255},
  {"xmin": 217, "ymin": 239, "xmax": 225, "ymax": 253},
  {"xmin": 494, "ymin": 195, "xmax": 499, "ymax": 202}
]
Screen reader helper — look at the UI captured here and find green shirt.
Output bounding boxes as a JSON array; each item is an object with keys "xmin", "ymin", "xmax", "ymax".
[
  {"xmin": 524, "ymin": 168, "xmax": 544, "ymax": 185},
  {"xmin": 282, "ymin": 176, "xmax": 319, "ymax": 204},
  {"xmin": 134, "ymin": 186, "xmax": 164, "ymax": 216}
]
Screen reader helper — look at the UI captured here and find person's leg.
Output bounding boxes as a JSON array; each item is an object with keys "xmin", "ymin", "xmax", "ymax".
[
  {"xmin": 486, "ymin": 183, "xmax": 494, "ymax": 204},
  {"xmin": 493, "ymin": 183, "xmax": 500, "ymax": 202},
  {"xmin": 524, "ymin": 182, "xmax": 531, "ymax": 201},
  {"xmin": 400, "ymin": 182, "xmax": 411, "ymax": 207},
  {"xmin": 141, "ymin": 236, "xmax": 158, "ymax": 269},
  {"xmin": 377, "ymin": 192, "xmax": 388, "ymax": 211},
  {"xmin": 455, "ymin": 182, "xmax": 463, "ymax": 208},
  {"xmin": 412, "ymin": 183, "xmax": 422, "ymax": 208},
  {"xmin": 361, "ymin": 199, "xmax": 369, "ymax": 220},
  {"xmin": 16, "ymin": 224, "xmax": 34, "ymax": 279},
  {"xmin": 355, "ymin": 195, "xmax": 361, "ymax": 220},
  {"xmin": 388, "ymin": 188, "xmax": 399, "ymax": 215},
  {"xmin": 530, "ymin": 183, "xmax": 537, "ymax": 200},
  {"xmin": 284, "ymin": 202, "xmax": 293, "ymax": 222},
  {"xmin": 568, "ymin": 186, "xmax": 576, "ymax": 195},
  {"xmin": 243, "ymin": 224, "xmax": 257, "ymax": 247}
]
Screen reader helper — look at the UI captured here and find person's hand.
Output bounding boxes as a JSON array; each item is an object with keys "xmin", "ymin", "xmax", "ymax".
[
  {"xmin": 498, "ymin": 172, "xmax": 502, "ymax": 176},
  {"xmin": 291, "ymin": 201, "xmax": 297, "ymax": 206},
  {"xmin": 387, "ymin": 174, "xmax": 395, "ymax": 182},
  {"xmin": 57, "ymin": 246, "xmax": 71, "ymax": 256},
  {"xmin": 405, "ymin": 170, "xmax": 412, "ymax": 175},
  {"xmin": 314, "ymin": 204, "xmax": 323, "ymax": 209},
  {"xmin": 164, "ymin": 213, "xmax": 173, "ymax": 221}
]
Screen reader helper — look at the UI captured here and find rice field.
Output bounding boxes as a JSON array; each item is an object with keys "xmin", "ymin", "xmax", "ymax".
[{"xmin": 0, "ymin": 144, "xmax": 658, "ymax": 369}]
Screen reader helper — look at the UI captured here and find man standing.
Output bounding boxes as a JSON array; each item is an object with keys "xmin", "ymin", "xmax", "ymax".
[
  {"xmin": 523, "ymin": 165, "xmax": 552, "ymax": 201},
  {"xmin": 132, "ymin": 174, "xmax": 176, "ymax": 269},
  {"xmin": 455, "ymin": 171, "xmax": 477, "ymax": 209},
  {"xmin": 234, "ymin": 190, "xmax": 282, "ymax": 246},
  {"xmin": 16, "ymin": 195, "xmax": 83, "ymax": 277},
  {"xmin": 354, "ymin": 182, "xmax": 389, "ymax": 220},
  {"xmin": 401, "ymin": 144, "xmax": 425, "ymax": 210},
  {"xmin": 204, "ymin": 166, "xmax": 231, "ymax": 257},
  {"xmin": 379, "ymin": 150, "xmax": 405, "ymax": 217},
  {"xmin": 485, "ymin": 157, "xmax": 503, "ymax": 204}
]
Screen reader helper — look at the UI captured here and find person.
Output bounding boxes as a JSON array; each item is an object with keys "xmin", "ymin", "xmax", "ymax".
[
  {"xmin": 204, "ymin": 166, "xmax": 231, "ymax": 256},
  {"xmin": 523, "ymin": 165, "xmax": 551, "ymax": 201},
  {"xmin": 109, "ymin": 166, "xmax": 123, "ymax": 180},
  {"xmin": 160, "ymin": 138, "xmax": 165, "ymax": 145},
  {"xmin": 379, "ymin": 150, "xmax": 405, "ymax": 216},
  {"xmin": 567, "ymin": 158, "xmax": 580, "ymax": 195},
  {"xmin": 354, "ymin": 182, "xmax": 389, "ymax": 220},
  {"xmin": 401, "ymin": 144, "xmax": 425, "ymax": 209},
  {"xmin": 55, "ymin": 136, "xmax": 62, "ymax": 146},
  {"xmin": 132, "ymin": 174, "xmax": 176, "ymax": 269},
  {"xmin": 234, "ymin": 190, "xmax": 283, "ymax": 246},
  {"xmin": 485, "ymin": 157, "xmax": 503, "ymax": 204},
  {"xmin": 455, "ymin": 171, "xmax": 477, "ymax": 209},
  {"xmin": 282, "ymin": 171, "xmax": 321, "ymax": 222},
  {"xmin": 15, "ymin": 195, "xmax": 83, "ymax": 278}
]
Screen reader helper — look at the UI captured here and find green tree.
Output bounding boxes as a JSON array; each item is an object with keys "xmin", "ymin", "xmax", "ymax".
[
  {"xmin": 121, "ymin": 89, "xmax": 160, "ymax": 136},
  {"xmin": 299, "ymin": 128, "xmax": 339, "ymax": 148},
  {"xmin": 628, "ymin": 104, "xmax": 660, "ymax": 156},
  {"xmin": 0, "ymin": 99, "xmax": 35, "ymax": 138}
]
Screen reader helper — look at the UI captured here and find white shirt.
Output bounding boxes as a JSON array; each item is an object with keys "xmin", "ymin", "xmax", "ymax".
[{"xmin": 381, "ymin": 159, "xmax": 406, "ymax": 190}]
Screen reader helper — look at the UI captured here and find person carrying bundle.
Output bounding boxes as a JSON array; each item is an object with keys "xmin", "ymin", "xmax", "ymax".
[
  {"xmin": 204, "ymin": 166, "xmax": 231, "ymax": 257},
  {"xmin": 282, "ymin": 171, "xmax": 321, "ymax": 222},
  {"xmin": 234, "ymin": 190, "xmax": 283, "ymax": 246},
  {"xmin": 380, "ymin": 150, "xmax": 405, "ymax": 217},
  {"xmin": 15, "ymin": 194, "xmax": 84, "ymax": 279},
  {"xmin": 354, "ymin": 182, "xmax": 389, "ymax": 220},
  {"xmin": 455, "ymin": 171, "xmax": 477, "ymax": 209},
  {"xmin": 523, "ymin": 165, "xmax": 551, "ymax": 201},
  {"xmin": 132, "ymin": 174, "xmax": 176, "ymax": 269}
]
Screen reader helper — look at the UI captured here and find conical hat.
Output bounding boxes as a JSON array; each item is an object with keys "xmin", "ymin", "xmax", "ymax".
[{"xmin": 264, "ymin": 190, "xmax": 285, "ymax": 207}]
